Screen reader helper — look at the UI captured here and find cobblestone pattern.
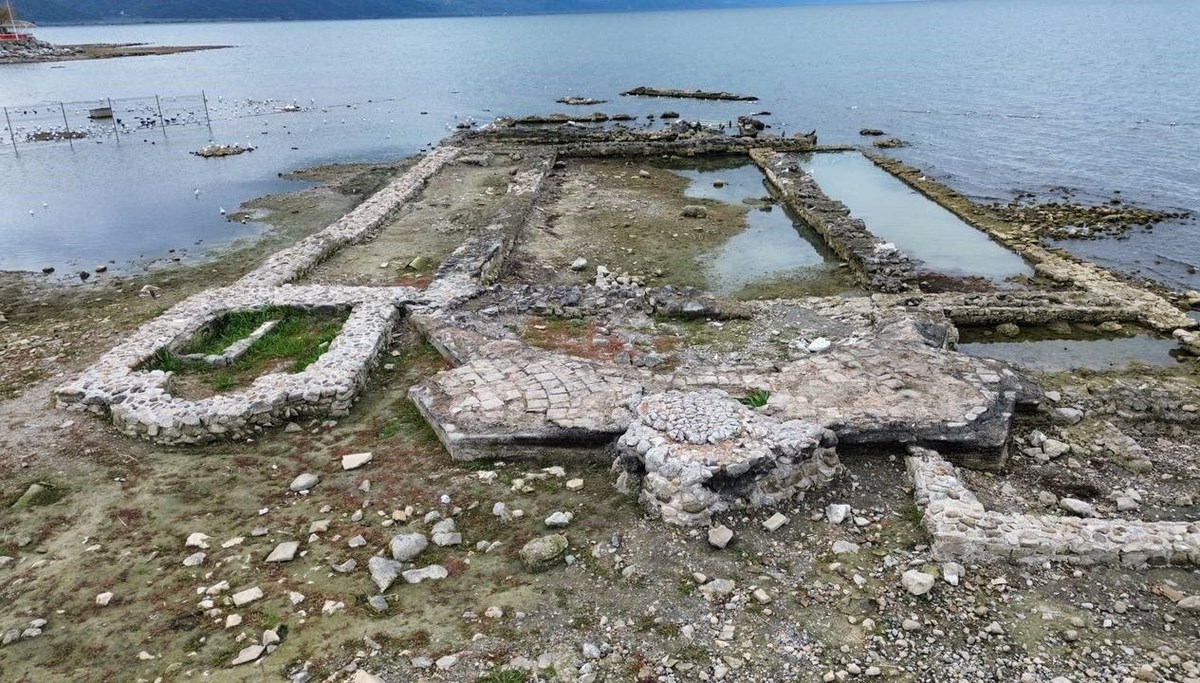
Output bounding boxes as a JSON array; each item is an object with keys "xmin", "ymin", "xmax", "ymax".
[
  {"xmin": 661, "ymin": 317, "xmax": 1022, "ymax": 453},
  {"xmin": 56, "ymin": 286, "xmax": 417, "ymax": 444},
  {"xmin": 614, "ymin": 390, "xmax": 841, "ymax": 526},
  {"xmin": 408, "ymin": 338, "xmax": 650, "ymax": 461},
  {"xmin": 411, "ymin": 300, "xmax": 1022, "ymax": 463},
  {"xmin": 752, "ymin": 149, "xmax": 920, "ymax": 293},
  {"xmin": 906, "ymin": 447, "xmax": 1200, "ymax": 567}
]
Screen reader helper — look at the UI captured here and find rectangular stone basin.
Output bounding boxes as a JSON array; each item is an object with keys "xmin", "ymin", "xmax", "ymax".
[
  {"xmin": 677, "ymin": 161, "xmax": 860, "ymax": 299},
  {"xmin": 958, "ymin": 326, "xmax": 1185, "ymax": 372},
  {"xmin": 798, "ymin": 153, "xmax": 1033, "ymax": 282}
]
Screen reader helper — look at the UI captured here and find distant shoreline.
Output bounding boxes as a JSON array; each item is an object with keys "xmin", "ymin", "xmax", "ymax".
[
  {"xmin": 0, "ymin": 42, "xmax": 230, "ymax": 65},
  {"xmin": 20, "ymin": 1, "xmax": 911, "ymax": 27}
]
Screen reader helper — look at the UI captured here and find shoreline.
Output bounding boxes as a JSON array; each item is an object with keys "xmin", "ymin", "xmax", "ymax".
[{"xmin": 0, "ymin": 41, "xmax": 230, "ymax": 65}]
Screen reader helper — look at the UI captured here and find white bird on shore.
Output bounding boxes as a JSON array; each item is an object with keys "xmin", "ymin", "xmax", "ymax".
[
  {"xmin": 194, "ymin": 189, "xmax": 201, "ymax": 198},
  {"xmin": 219, "ymin": 207, "xmax": 226, "ymax": 215},
  {"xmin": 28, "ymin": 209, "xmax": 35, "ymax": 216},
  {"xmin": 41, "ymin": 202, "xmax": 48, "ymax": 208}
]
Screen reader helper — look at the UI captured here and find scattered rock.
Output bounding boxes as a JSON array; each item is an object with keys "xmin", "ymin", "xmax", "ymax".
[
  {"xmin": 264, "ymin": 541, "xmax": 300, "ymax": 563},
  {"xmin": 1058, "ymin": 498, "xmax": 1096, "ymax": 517},
  {"xmin": 825, "ymin": 503, "xmax": 852, "ymax": 524},
  {"xmin": 708, "ymin": 525, "xmax": 734, "ymax": 549},
  {"xmin": 699, "ymin": 578, "xmax": 736, "ymax": 597},
  {"xmin": 402, "ymin": 564, "xmax": 448, "ymax": 584},
  {"xmin": 681, "ymin": 205, "xmax": 708, "ymax": 219},
  {"xmin": 762, "ymin": 512, "xmax": 789, "ymax": 531},
  {"xmin": 391, "ymin": 532, "xmax": 429, "ymax": 561},
  {"xmin": 901, "ymin": 569, "xmax": 935, "ymax": 596},
  {"xmin": 368, "ymin": 556, "xmax": 402, "ymax": 593},
  {"xmin": 341, "ymin": 452, "xmax": 373, "ymax": 470},
  {"xmin": 431, "ymin": 518, "xmax": 462, "ymax": 546},
  {"xmin": 231, "ymin": 586, "xmax": 264, "ymax": 607},
  {"xmin": 942, "ymin": 562, "xmax": 964, "ymax": 586},
  {"xmin": 544, "ymin": 511, "xmax": 573, "ymax": 527},
  {"xmin": 184, "ymin": 532, "xmax": 211, "ymax": 549},
  {"xmin": 289, "ymin": 473, "xmax": 319, "ymax": 492},
  {"xmin": 519, "ymin": 534, "xmax": 568, "ymax": 572},
  {"xmin": 1176, "ymin": 595, "xmax": 1200, "ymax": 611},
  {"xmin": 832, "ymin": 540, "xmax": 860, "ymax": 555},
  {"xmin": 230, "ymin": 644, "xmax": 265, "ymax": 666}
]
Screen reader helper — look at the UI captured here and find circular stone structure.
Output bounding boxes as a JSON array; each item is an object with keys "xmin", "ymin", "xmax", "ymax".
[{"xmin": 615, "ymin": 389, "xmax": 841, "ymax": 526}]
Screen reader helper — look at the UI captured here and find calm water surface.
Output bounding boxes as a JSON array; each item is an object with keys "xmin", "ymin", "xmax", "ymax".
[
  {"xmin": 799, "ymin": 152, "xmax": 1032, "ymax": 281},
  {"xmin": 2, "ymin": 0, "xmax": 1198, "ymax": 286}
]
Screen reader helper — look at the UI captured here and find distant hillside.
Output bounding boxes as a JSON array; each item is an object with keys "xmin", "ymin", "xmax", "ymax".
[{"xmin": 12, "ymin": 0, "xmax": 851, "ymax": 25}]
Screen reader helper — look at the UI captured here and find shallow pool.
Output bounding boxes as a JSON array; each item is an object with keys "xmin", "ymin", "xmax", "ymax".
[
  {"xmin": 958, "ymin": 332, "xmax": 1185, "ymax": 372},
  {"xmin": 676, "ymin": 162, "xmax": 858, "ymax": 298},
  {"xmin": 799, "ymin": 152, "xmax": 1033, "ymax": 282}
]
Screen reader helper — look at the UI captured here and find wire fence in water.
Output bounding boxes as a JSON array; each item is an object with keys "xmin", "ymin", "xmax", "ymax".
[{"xmin": 0, "ymin": 92, "xmax": 321, "ymax": 153}]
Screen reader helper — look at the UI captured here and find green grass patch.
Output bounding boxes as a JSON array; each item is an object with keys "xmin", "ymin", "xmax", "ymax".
[
  {"xmin": 143, "ymin": 306, "xmax": 349, "ymax": 392},
  {"xmin": 180, "ymin": 308, "xmax": 281, "ymax": 356},
  {"xmin": 478, "ymin": 668, "xmax": 527, "ymax": 683}
]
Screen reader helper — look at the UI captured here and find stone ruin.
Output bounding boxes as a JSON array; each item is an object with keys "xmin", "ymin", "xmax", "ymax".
[
  {"xmin": 55, "ymin": 119, "xmax": 1199, "ymax": 567},
  {"xmin": 614, "ymin": 390, "xmax": 841, "ymax": 527}
]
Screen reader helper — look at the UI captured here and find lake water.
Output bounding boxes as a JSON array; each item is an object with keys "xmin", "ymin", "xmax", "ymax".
[{"xmin": 2, "ymin": 0, "xmax": 1198, "ymax": 287}]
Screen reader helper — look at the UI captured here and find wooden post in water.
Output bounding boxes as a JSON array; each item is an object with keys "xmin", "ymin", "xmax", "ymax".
[
  {"xmin": 155, "ymin": 94, "xmax": 167, "ymax": 137},
  {"xmin": 59, "ymin": 101, "xmax": 73, "ymax": 149},
  {"xmin": 108, "ymin": 97, "xmax": 120, "ymax": 143},
  {"xmin": 201, "ymin": 90, "xmax": 213, "ymax": 137},
  {"xmin": 3, "ymin": 106, "xmax": 16, "ymax": 154}
]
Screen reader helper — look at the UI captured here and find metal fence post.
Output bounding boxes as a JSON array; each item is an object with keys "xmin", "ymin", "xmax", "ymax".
[
  {"xmin": 108, "ymin": 97, "xmax": 120, "ymax": 143},
  {"xmin": 59, "ymin": 101, "xmax": 73, "ymax": 149},
  {"xmin": 155, "ymin": 94, "xmax": 167, "ymax": 137},
  {"xmin": 3, "ymin": 106, "xmax": 16, "ymax": 153},
  {"xmin": 201, "ymin": 90, "xmax": 213, "ymax": 136}
]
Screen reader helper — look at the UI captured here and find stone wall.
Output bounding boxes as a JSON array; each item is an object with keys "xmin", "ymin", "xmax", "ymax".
[
  {"xmin": 55, "ymin": 286, "xmax": 416, "ymax": 444},
  {"xmin": 751, "ymin": 149, "xmax": 920, "ymax": 293},
  {"xmin": 906, "ymin": 447, "xmax": 1199, "ymax": 567},
  {"xmin": 52, "ymin": 145, "xmax": 460, "ymax": 445}
]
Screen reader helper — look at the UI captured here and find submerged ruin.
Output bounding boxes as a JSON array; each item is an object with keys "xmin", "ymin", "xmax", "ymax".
[{"xmin": 54, "ymin": 117, "xmax": 1199, "ymax": 568}]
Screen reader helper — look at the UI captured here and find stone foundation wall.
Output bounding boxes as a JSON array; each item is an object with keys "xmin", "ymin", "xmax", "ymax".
[
  {"xmin": 751, "ymin": 149, "xmax": 919, "ymax": 293},
  {"xmin": 56, "ymin": 286, "xmax": 415, "ymax": 445},
  {"xmin": 51, "ymin": 146, "xmax": 458, "ymax": 445},
  {"xmin": 906, "ymin": 447, "xmax": 1199, "ymax": 567}
]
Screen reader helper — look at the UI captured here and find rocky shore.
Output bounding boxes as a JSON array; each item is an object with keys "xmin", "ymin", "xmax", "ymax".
[{"xmin": 0, "ymin": 37, "xmax": 228, "ymax": 65}]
